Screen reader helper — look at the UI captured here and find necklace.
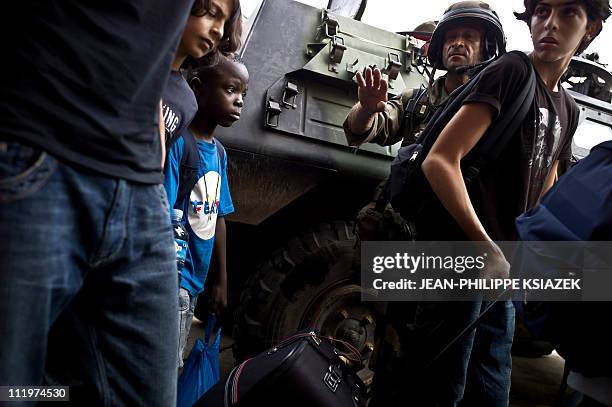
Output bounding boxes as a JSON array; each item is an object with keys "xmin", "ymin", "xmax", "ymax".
[{"xmin": 202, "ymin": 143, "xmax": 222, "ymax": 222}]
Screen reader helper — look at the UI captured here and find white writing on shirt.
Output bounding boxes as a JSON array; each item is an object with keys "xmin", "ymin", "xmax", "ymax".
[{"xmin": 162, "ymin": 104, "xmax": 179, "ymax": 134}]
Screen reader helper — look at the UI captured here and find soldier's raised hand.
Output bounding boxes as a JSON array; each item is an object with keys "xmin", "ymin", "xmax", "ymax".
[{"xmin": 356, "ymin": 67, "xmax": 388, "ymax": 114}]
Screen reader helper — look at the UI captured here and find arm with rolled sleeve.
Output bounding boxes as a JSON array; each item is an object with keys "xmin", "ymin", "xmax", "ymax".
[{"xmin": 343, "ymin": 88, "xmax": 415, "ymax": 147}]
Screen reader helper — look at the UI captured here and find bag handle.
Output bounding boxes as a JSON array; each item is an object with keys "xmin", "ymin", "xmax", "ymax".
[
  {"xmin": 204, "ymin": 314, "xmax": 221, "ymax": 345},
  {"xmin": 175, "ymin": 131, "xmax": 200, "ymax": 212},
  {"xmin": 320, "ymin": 335, "xmax": 362, "ymax": 363},
  {"xmin": 273, "ymin": 331, "xmax": 362, "ymax": 363},
  {"xmin": 475, "ymin": 51, "xmax": 535, "ymax": 159}
]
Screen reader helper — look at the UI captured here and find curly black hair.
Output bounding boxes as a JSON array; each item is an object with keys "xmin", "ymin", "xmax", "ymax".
[{"xmin": 186, "ymin": 53, "xmax": 245, "ymax": 87}]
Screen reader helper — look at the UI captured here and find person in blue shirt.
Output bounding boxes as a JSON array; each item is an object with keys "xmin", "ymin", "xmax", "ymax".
[{"xmin": 164, "ymin": 53, "xmax": 249, "ymax": 368}]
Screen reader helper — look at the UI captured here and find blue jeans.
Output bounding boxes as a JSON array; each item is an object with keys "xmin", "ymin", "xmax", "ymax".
[
  {"xmin": 370, "ymin": 300, "xmax": 514, "ymax": 407},
  {"xmin": 0, "ymin": 141, "xmax": 178, "ymax": 406},
  {"xmin": 415, "ymin": 300, "xmax": 515, "ymax": 407},
  {"xmin": 178, "ymin": 288, "xmax": 197, "ymax": 369}
]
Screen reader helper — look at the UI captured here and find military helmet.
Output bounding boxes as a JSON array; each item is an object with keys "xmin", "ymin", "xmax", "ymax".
[
  {"xmin": 428, "ymin": 1, "xmax": 506, "ymax": 69},
  {"xmin": 411, "ymin": 20, "xmax": 438, "ymax": 41}
]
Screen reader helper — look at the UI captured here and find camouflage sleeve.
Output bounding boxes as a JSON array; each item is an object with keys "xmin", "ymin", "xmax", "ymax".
[{"xmin": 343, "ymin": 88, "xmax": 415, "ymax": 147}]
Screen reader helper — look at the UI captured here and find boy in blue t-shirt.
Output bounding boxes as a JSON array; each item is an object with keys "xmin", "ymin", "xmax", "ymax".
[{"xmin": 164, "ymin": 54, "xmax": 248, "ymax": 367}]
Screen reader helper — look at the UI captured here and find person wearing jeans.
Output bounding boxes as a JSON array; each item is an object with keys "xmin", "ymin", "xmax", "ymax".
[
  {"xmin": 0, "ymin": 1, "xmax": 192, "ymax": 405},
  {"xmin": 0, "ymin": 142, "xmax": 179, "ymax": 405},
  {"xmin": 178, "ymin": 287, "xmax": 198, "ymax": 369}
]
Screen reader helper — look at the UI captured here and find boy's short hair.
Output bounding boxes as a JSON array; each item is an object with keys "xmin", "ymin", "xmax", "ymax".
[
  {"xmin": 184, "ymin": 0, "xmax": 243, "ymax": 68},
  {"xmin": 514, "ymin": 0, "xmax": 610, "ymax": 53},
  {"xmin": 187, "ymin": 53, "xmax": 245, "ymax": 88}
]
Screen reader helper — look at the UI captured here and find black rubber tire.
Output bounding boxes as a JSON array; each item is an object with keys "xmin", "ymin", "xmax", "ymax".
[{"xmin": 232, "ymin": 221, "xmax": 376, "ymax": 366}]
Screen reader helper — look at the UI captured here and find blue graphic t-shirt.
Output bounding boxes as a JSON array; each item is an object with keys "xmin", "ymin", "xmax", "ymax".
[{"xmin": 164, "ymin": 131, "xmax": 234, "ymax": 297}]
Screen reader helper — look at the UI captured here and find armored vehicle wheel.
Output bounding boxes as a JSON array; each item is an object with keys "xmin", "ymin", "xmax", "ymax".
[{"xmin": 232, "ymin": 222, "xmax": 378, "ymax": 386}]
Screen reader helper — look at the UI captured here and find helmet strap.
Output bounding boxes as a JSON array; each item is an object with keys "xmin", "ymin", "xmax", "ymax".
[
  {"xmin": 453, "ymin": 54, "xmax": 496, "ymax": 76},
  {"xmin": 427, "ymin": 66, "xmax": 437, "ymax": 98}
]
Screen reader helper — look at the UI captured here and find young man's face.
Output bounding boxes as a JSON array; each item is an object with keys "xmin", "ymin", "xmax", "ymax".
[
  {"xmin": 441, "ymin": 24, "xmax": 485, "ymax": 73},
  {"xmin": 181, "ymin": 0, "xmax": 232, "ymax": 59},
  {"xmin": 530, "ymin": 0, "xmax": 596, "ymax": 62},
  {"xmin": 202, "ymin": 61, "xmax": 249, "ymax": 127}
]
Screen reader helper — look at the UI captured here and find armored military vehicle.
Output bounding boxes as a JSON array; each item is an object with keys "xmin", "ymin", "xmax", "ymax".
[{"xmin": 199, "ymin": 0, "xmax": 612, "ymax": 379}]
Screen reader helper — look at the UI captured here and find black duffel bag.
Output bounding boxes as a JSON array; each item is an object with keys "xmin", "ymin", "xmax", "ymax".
[{"xmin": 196, "ymin": 330, "xmax": 366, "ymax": 407}]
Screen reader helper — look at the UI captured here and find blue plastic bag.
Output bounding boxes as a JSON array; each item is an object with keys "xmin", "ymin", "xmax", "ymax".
[{"xmin": 177, "ymin": 315, "xmax": 221, "ymax": 407}]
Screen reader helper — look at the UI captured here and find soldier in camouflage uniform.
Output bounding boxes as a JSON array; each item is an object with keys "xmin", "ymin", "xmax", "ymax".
[
  {"xmin": 342, "ymin": 2, "xmax": 507, "ymax": 406},
  {"xmin": 344, "ymin": 69, "xmax": 451, "ymax": 242}
]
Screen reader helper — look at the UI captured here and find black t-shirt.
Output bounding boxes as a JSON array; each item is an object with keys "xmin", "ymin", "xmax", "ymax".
[
  {"xmin": 162, "ymin": 71, "xmax": 198, "ymax": 148},
  {"xmin": 0, "ymin": 2, "xmax": 192, "ymax": 183},
  {"xmin": 418, "ymin": 52, "xmax": 579, "ymax": 241}
]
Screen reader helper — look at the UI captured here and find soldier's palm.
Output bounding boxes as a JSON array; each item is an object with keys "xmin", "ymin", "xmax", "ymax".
[{"xmin": 359, "ymin": 86, "xmax": 387, "ymax": 113}]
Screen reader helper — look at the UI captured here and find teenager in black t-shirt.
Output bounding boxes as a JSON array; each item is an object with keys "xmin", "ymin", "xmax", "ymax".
[
  {"xmin": 456, "ymin": 50, "xmax": 580, "ymax": 241},
  {"xmin": 414, "ymin": 0, "xmax": 608, "ymax": 406},
  {"xmin": 423, "ymin": 0, "xmax": 606, "ymax": 242},
  {"xmin": 0, "ymin": 2, "xmax": 196, "ymax": 405}
]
